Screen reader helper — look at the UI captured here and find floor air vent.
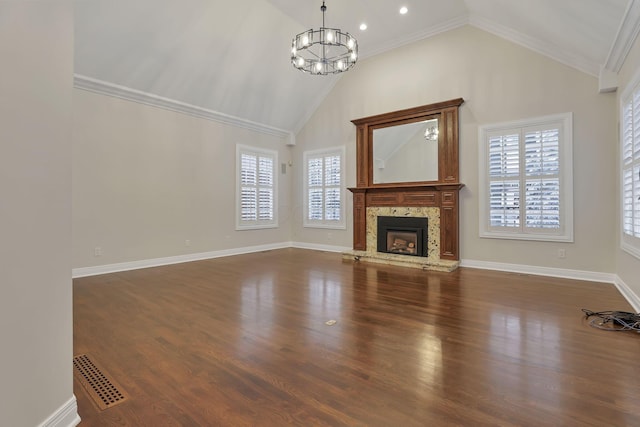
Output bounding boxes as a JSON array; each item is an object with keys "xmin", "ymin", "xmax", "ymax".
[{"xmin": 73, "ymin": 354, "xmax": 128, "ymax": 410}]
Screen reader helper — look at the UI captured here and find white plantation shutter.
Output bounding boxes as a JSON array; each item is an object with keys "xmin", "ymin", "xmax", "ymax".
[
  {"xmin": 324, "ymin": 155, "xmax": 341, "ymax": 221},
  {"xmin": 490, "ymin": 181, "xmax": 520, "ymax": 227},
  {"xmin": 325, "ymin": 188, "xmax": 341, "ymax": 220},
  {"xmin": 488, "ymin": 133, "xmax": 520, "ymax": 228},
  {"xmin": 633, "ymin": 90, "xmax": 640, "ymax": 239},
  {"xmin": 236, "ymin": 146, "xmax": 277, "ymax": 229},
  {"xmin": 621, "ymin": 81, "xmax": 640, "ymax": 259},
  {"xmin": 635, "ymin": 165, "xmax": 640, "ymax": 237},
  {"xmin": 258, "ymin": 156, "xmax": 274, "ymax": 221},
  {"xmin": 524, "ymin": 128, "xmax": 560, "ymax": 230},
  {"xmin": 623, "ymin": 99, "xmax": 634, "ymax": 236},
  {"xmin": 304, "ymin": 147, "xmax": 345, "ymax": 228},
  {"xmin": 623, "ymin": 168, "xmax": 634, "ymax": 235},
  {"xmin": 240, "ymin": 154, "xmax": 257, "ymax": 221},
  {"xmin": 308, "ymin": 158, "xmax": 323, "ymax": 220},
  {"xmin": 479, "ymin": 113, "xmax": 573, "ymax": 242}
]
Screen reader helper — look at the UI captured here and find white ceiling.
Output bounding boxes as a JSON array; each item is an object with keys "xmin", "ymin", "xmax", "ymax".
[{"xmin": 74, "ymin": 0, "xmax": 633, "ymax": 134}]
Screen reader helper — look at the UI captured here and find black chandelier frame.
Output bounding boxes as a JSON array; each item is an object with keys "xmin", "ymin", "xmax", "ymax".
[{"xmin": 291, "ymin": 1, "xmax": 358, "ymax": 75}]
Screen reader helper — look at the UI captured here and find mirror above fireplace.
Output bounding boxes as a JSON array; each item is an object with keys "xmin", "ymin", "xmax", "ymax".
[
  {"xmin": 352, "ymin": 98, "xmax": 463, "ymax": 187},
  {"xmin": 372, "ymin": 118, "xmax": 439, "ymax": 184}
]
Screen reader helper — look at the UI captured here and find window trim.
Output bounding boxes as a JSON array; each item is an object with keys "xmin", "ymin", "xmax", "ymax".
[
  {"xmin": 236, "ymin": 144, "xmax": 278, "ymax": 230},
  {"xmin": 303, "ymin": 146, "xmax": 346, "ymax": 230},
  {"xmin": 478, "ymin": 112, "xmax": 574, "ymax": 242},
  {"xmin": 620, "ymin": 71, "xmax": 640, "ymax": 260}
]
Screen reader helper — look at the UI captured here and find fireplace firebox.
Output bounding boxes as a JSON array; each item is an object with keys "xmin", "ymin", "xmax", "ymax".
[{"xmin": 377, "ymin": 216, "xmax": 428, "ymax": 257}]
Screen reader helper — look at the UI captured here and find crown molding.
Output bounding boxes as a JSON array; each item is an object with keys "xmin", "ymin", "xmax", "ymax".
[
  {"xmin": 469, "ymin": 15, "xmax": 599, "ymax": 77},
  {"xmin": 73, "ymin": 74, "xmax": 292, "ymax": 139},
  {"xmin": 599, "ymin": 65, "xmax": 619, "ymax": 93},
  {"xmin": 604, "ymin": 0, "xmax": 640, "ymax": 73},
  {"xmin": 359, "ymin": 16, "xmax": 469, "ymax": 60}
]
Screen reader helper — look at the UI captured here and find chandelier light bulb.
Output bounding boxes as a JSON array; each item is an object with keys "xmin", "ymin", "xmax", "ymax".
[
  {"xmin": 337, "ymin": 60, "xmax": 344, "ymax": 70},
  {"xmin": 302, "ymin": 35, "xmax": 309, "ymax": 46},
  {"xmin": 327, "ymin": 31, "xmax": 334, "ymax": 42},
  {"xmin": 297, "ymin": 57, "xmax": 305, "ymax": 67},
  {"xmin": 315, "ymin": 62, "xmax": 323, "ymax": 72},
  {"xmin": 351, "ymin": 52, "xmax": 357, "ymax": 61}
]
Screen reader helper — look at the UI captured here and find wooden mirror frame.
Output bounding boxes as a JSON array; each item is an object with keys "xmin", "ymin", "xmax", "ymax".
[
  {"xmin": 352, "ymin": 98, "xmax": 464, "ymax": 187},
  {"xmin": 348, "ymin": 98, "xmax": 465, "ymax": 261}
]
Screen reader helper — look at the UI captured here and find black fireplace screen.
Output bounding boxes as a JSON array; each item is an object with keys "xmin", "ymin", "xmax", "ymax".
[{"xmin": 377, "ymin": 216, "xmax": 428, "ymax": 257}]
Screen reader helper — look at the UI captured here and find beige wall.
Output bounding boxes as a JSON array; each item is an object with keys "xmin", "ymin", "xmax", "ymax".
[
  {"xmin": 0, "ymin": 1, "xmax": 77, "ymax": 426},
  {"xmin": 72, "ymin": 90, "xmax": 293, "ymax": 268},
  {"xmin": 293, "ymin": 25, "xmax": 618, "ymax": 273},
  {"xmin": 615, "ymin": 30, "xmax": 640, "ymax": 303}
]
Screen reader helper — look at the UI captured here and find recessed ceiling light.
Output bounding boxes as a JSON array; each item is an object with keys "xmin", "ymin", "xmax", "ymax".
[
  {"xmin": 360, "ymin": 23, "xmax": 367, "ymax": 31},
  {"xmin": 400, "ymin": 6, "xmax": 408, "ymax": 15}
]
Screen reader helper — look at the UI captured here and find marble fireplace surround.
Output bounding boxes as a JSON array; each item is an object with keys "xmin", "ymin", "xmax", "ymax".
[
  {"xmin": 371, "ymin": 207, "xmax": 437, "ymax": 257},
  {"xmin": 344, "ymin": 184, "xmax": 463, "ymax": 272}
]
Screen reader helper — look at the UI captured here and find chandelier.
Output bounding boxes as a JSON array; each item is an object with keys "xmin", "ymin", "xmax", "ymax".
[
  {"xmin": 424, "ymin": 126, "xmax": 439, "ymax": 141},
  {"xmin": 423, "ymin": 119, "xmax": 439, "ymax": 141},
  {"xmin": 291, "ymin": 1, "xmax": 358, "ymax": 75}
]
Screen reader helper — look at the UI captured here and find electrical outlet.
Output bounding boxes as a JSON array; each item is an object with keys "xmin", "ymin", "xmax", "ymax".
[
  {"xmin": 94, "ymin": 247, "xmax": 102, "ymax": 257},
  {"xmin": 557, "ymin": 248, "xmax": 566, "ymax": 259}
]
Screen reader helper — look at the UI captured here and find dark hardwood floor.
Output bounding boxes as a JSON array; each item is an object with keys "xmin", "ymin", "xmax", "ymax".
[{"xmin": 73, "ymin": 248, "xmax": 640, "ymax": 426}]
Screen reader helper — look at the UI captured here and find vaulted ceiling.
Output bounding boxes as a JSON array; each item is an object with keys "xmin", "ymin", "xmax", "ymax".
[{"xmin": 74, "ymin": 0, "xmax": 635, "ymax": 134}]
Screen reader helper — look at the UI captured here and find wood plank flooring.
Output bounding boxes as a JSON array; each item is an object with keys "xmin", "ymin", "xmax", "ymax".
[{"xmin": 73, "ymin": 248, "xmax": 640, "ymax": 426}]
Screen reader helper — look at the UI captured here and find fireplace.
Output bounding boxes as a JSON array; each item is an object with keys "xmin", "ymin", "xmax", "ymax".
[
  {"xmin": 377, "ymin": 216, "xmax": 428, "ymax": 257},
  {"xmin": 346, "ymin": 98, "xmax": 463, "ymax": 271}
]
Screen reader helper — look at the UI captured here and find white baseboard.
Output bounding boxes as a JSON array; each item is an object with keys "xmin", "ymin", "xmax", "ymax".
[
  {"xmin": 461, "ymin": 258, "xmax": 617, "ymax": 283},
  {"xmin": 38, "ymin": 396, "xmax": 80, "ymax": 427},
  {"xmin": 461, "ymin": 258, "xmax": 640, "ymax": 311},
  {"xmin": 614, "ymin": 275, "xmax": 640, "ymax": 312},
  {"xmin": 290, "ymin": 241, "xmax": 351, "ymax": 253},
  {"xmin": 72, "ymin": 242, "xmax": 292, "ymax": 278}
]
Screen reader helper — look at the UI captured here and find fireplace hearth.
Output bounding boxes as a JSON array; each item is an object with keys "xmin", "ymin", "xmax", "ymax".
[{"xmin": 377, "ymin": 216, "xmax": 428, "ymax": 257}]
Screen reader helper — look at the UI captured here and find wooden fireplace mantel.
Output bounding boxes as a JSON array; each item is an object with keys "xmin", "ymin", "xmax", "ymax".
[
  {"xmin": 348, "ymin": 183, "xmax": 464, "ymax": 260},
  {"xmin": 348, "ymin": 98, "xmax": 464, "ymax": 262}
]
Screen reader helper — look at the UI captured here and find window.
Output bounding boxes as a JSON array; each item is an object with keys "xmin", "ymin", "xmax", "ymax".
[
  {"xmin": 478, "ymin": 113, "xmax": 573, "ymax": 242},
  {"xmin": 621, "ymin": 80, "xmax": 640, "ymax": 259},
  {"xmin": 236, "ymin": 145, "xmax": 277, "ymax": 230},
  {"xmin": 303, "ymin": 147, "xmax": 345, "ymax": 229}
]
